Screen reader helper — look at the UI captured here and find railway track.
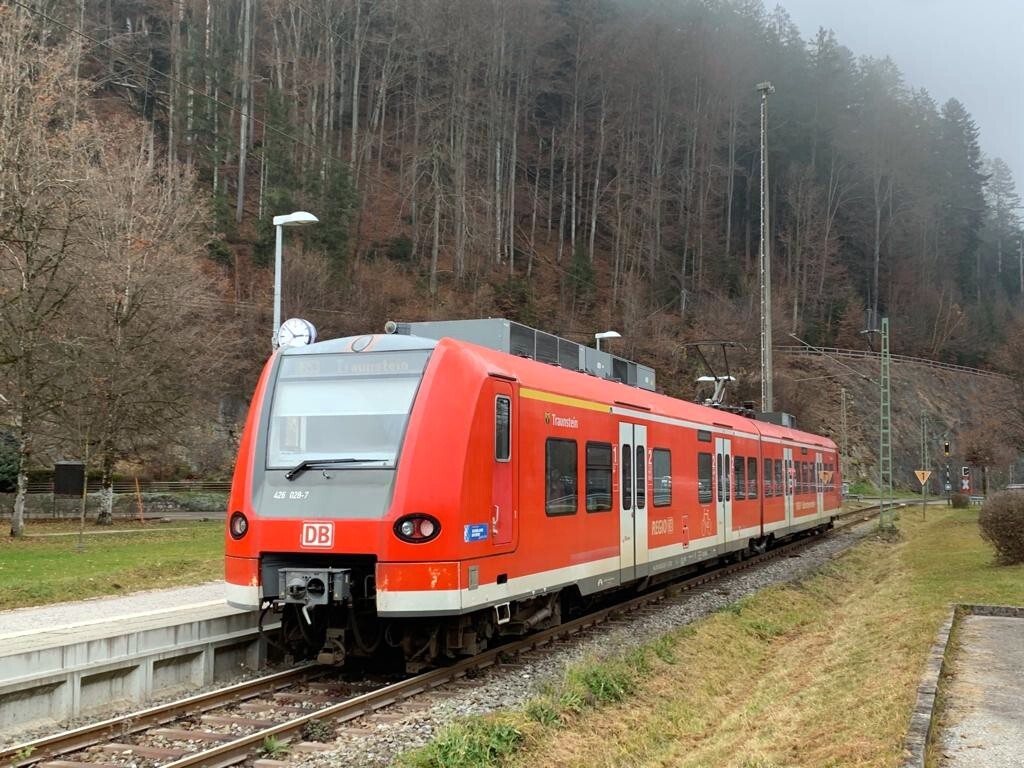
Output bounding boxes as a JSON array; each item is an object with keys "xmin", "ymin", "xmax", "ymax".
[{"xmin": 2, "ymin": 502, "xmax": 891, "ymax": 768}]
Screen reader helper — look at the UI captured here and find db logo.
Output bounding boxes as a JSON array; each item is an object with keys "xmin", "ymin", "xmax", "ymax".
[{"xmin": 301, "ymin": 522, "xmax": 334, "ymax": 548}]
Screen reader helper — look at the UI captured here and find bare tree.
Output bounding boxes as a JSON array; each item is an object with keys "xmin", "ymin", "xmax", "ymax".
[
  {"xmin": 69, "ymin": 121, "xmax": 225, "ymax": 524},
  {"xmin": 0, "ymin": 9, "xmax": 91, "ymax": 537}
]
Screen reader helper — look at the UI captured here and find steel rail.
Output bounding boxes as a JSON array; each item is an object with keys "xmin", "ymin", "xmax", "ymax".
[
  {"xmin": 0, "ymin": 664, "xmax": 322, "ymax": 767},
  {"xmin": 5, "ymin": 502, "xmax": 887, "ymax": 768}
]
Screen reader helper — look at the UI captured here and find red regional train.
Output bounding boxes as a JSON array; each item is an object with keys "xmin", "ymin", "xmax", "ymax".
[{"xmin": 225, "ymin": 319, "xmax": 841, "ymax": 669}]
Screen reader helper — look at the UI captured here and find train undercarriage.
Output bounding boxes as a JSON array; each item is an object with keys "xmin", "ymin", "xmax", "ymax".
[{"xmin": 265, "ymin": 521, "xmax": 833, "ymax": 671}]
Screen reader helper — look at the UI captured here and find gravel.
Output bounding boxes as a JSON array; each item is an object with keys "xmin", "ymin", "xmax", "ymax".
[{"xmin": 301, "ymin": 520, "xmax": 880, "ymax": 768}]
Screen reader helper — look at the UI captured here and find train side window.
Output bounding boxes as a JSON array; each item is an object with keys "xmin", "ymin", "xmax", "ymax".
[
  {"xmin": 636, "ymin": 446, "xmax": 646, "ymax": 510},
  {"xmin": 716, "ymin": 452, "xmax": 723, "ymax": 502},
  {"xmin": 495, "ymin": 396, "xmax": 511, "ymax": 462},
  {"xmin": 764, "ymin": 458, "xmax": 773, "ymax": 497},
  {"xmin": 545, "ymin": 438, "xmax": 578, "ymax": 516},
  {"xmin": 734, "ymin": 456, "xmax": 746, "ymax": 500},
  {"xmin": 698, "ymin": 452, "xmax": 713, "ymax": 504},
  {"xmin": 724, "ymin": 453, "xmax": 731, "ymax": 502},
  {"xmin": 585, "ymin": 442, "xmax": 612, "ymax": 512},
  {"xmin": 799, "ymin": 462, "xmax": 806, "ymax": 493},
  {"xmin": 775, "ymin": 459, "xmax": 783, "ymax": 496},
  {"xmin": 748, "ymin": 457, "xmax": 758, "ymax": 500},
  {"xmin": 653, "ymin": 449, "xmax": 671, "ymax": 507},
  {"xmin": 622, "ymin": 445, "xmax": 632, "ymax": 510}
]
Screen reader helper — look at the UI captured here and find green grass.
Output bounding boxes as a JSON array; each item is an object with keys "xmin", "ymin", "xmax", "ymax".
[
  {"xmin": 0, "ymin": 520, "xmax": 224, "ymax": 609},
  {"xmin": 400, "ymin": 508, "xmax": 1024, "ymax": 768}
]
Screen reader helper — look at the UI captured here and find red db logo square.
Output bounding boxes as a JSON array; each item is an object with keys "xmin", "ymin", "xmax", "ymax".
[{"xmin": 301, "ymin": 522, "xmax": 334, "ymax": 548}]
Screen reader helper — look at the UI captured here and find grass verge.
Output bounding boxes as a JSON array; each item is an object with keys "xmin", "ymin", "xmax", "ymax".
[
  {"xmin": 400, "ymin": 508, "xmax": 1024, "ymax": 768},
  {"xmin": 0, "ymin": 520, "xmax": 224, "ymax": 610}
]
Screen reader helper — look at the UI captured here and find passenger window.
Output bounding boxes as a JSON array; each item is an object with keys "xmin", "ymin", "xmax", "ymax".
[
  {"xmin": 764, "ymin": 458, "xmax": 773, "ymax": 497},
  {"xmin": 545, "ymin": 438, "xmax": 577, "ymax": 516},
  {"xmin": 585, "ymin": 442, "xmax": 612, "ymax": 512},
  {"xmin": 652, "ymin": 449, "xmax": 671, "ymax": 507},
  {"xmin": 495, "ymin": 396, "xmax": 511, "ymax": 462},
  {"xmin": 622, "ymin": 444, "xmax": 632, "ymax": 510},
  {"xmin": 724, "ymin": 454, "xmax": 731, "ymax": 502},
  {"xmin": 734, "ymin": 456, "xmax": 746, "ymax": 500},
  {"xmin": 635, "ymin": 446, "xmax": 646, "ymax": 510},
  {"xmin": 716, "ymin": 452, "xmax": 723, "ymax": 502},
  {"xmin": 698, "ymin": 452, "xmax": 713, "ymax": 504},
  {"xmin": 775, "ymin": 459, "xmax": 783, "ymax": 496},
  {"xmin": 748, "ymin": 457, "xmax": 758, "ymax": 500}
]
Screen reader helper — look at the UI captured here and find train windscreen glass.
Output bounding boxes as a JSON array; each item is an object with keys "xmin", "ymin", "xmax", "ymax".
[{"xmin": 266, "ymin": 350, "xmax": 430, "ymax": 469}]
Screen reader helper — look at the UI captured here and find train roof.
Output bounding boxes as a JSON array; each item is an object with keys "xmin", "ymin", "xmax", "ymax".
[
  {"xmin": 438, "ymin": 337, "xmax": 837, "ymax": 452},
  {"xmin": 276, "ymin": 330, "xmax": 836, "ymax": 452}
]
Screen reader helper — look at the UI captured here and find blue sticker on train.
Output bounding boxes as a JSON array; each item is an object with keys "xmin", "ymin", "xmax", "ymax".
[{"xmin": 464, "ymin": 523, "xmax": 489, "ymax": 542}]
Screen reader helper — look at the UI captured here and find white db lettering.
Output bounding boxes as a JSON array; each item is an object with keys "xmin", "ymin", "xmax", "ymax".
[{"xmin": 301, "ymin": 522, "xmax": 333, "ymax": 548}]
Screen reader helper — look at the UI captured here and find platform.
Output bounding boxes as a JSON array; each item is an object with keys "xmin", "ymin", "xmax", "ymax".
[
  {"xmin": 0, "ymin": 583, "xmax": 272, "ymax": 735},
  {"xmin": 937, "ymin": 612, "xmax": 1024, "ymax": 767}
]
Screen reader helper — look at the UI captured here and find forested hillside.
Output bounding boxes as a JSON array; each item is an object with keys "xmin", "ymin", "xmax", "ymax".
[{"xmin": 3, "ymin": 0, "xmax": 1024, "ymax": 529}]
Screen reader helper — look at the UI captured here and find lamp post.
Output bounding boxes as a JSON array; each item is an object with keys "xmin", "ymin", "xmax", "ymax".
[
  {"xmin": 272, "ymin": 211, "xmax": 319, "ymax": 349},
  {"xmin": 757, "ymin": 80, "xmax": 775, "ymax": 414},
  {"xmin": 594, "ymin": 330, "xmax": 621, "ymax": 352}
]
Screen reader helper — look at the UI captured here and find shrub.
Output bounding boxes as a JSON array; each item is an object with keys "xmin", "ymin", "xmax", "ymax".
[
  {"xmin": 979, "ymin": 491, "xmax": 1024, "ymax": 564},
  {"xmin": 951, "ymin": 492, "xmax": 970, "ymax": 509}
]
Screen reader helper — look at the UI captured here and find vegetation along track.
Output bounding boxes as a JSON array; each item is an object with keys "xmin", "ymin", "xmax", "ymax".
[{"xmin": 2, "ymin": 503, "xmax": 889, "ymax": 768}]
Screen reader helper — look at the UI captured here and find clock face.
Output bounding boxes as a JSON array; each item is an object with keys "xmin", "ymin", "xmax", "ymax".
[{"xmin": 277, "ymin": 318, "xmax": 317, "ymax": 348}]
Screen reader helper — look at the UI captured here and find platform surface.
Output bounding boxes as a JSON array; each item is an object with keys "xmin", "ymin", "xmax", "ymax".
[
  {"xmin": 938, "ymin": 614, "xmax": 1024, "ymax": 767},
  {"xmin": 0, "ymin": 582, "xmax": 238, "ymax": 653}
]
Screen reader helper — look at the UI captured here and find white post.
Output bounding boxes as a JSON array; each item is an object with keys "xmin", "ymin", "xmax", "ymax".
[{"xmin": 273, "ymin": 223, "xmax": 283, "ymax": 349}]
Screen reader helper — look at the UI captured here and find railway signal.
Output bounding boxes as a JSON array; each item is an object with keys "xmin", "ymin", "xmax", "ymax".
[{"xmin": 943, "ymin": 440, "xmax": 950, "ymax": 457}]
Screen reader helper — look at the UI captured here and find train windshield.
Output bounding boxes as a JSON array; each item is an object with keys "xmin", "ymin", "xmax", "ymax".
[{"xmin": 266, "ymin": 349, "xmax": 430, "ymax": 470}]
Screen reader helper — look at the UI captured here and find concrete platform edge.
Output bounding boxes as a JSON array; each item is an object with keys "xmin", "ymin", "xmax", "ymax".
[
  {"xmin": 900, "ymin": 604, "xmax": 1024, "ymax": 768},
  {"xmin": 0, "ymin": 609, "xmax": 279, "ymax": 734}
]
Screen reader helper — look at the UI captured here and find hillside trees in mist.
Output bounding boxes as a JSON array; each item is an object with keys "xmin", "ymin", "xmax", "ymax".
[{"xmin": 49, "ymin": 0, "xmax": 1019, "ymax": 361}]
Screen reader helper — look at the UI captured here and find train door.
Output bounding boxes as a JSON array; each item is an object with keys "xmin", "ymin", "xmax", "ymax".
[
  {"xmin": 815, "ymin": 451, "xmax": 824, "ymax": 519},
  {"xmin": 715, "ymin": 437, "xmax": 733, "ymax": 543},
  {"xmin": 783, "ymin": 446, "xmax": 794, "ymax": 525},
  {"xmin": 618, "ymin": 422, "xmax": 649, "ymax": 580},
  {"xmin": 491, "ymin": 383, "xmax": 516, "ymax": 547}
]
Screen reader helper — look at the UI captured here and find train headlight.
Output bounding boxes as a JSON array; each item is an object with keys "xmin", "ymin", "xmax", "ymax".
[
  {"xmin": 394, "ymin": 514, "xmax": 441, "ymax": 543},
  {"xmin": 229, "ymin": 512, "xmax": 248, "ymax": 540}
]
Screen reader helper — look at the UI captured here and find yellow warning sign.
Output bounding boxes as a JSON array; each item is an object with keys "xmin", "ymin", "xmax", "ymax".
[
  {"xmin": 915, "ymin": 470, "xmax": 932, "ymax": 486},
  {"xmin": 818, "ymin": 470, "xmax": 834, "ymax": 485}
]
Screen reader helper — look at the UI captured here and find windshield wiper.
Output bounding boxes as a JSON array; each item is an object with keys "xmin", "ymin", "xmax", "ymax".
[{"xmin": 284, "ymin": 458, "xmax": 370, "ymax": 481}]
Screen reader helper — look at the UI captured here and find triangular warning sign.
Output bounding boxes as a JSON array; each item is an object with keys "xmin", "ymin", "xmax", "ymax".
[
  {"xmin": 915, "ymin": 470, "xmax": 932, "ymax": 486},
  {"xmin": 818, "ymin": 470, "xmax": 833, "ymax": 485}
]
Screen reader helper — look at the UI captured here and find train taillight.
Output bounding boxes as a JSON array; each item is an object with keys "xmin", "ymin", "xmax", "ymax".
[{"xmin": 394, "ymin": 514, "xmax": 440, "ymax": 543}]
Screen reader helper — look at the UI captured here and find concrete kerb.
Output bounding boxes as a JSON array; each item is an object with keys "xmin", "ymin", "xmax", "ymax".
[
  {"xmin": 899, "ymin": 604, "xmax": 1024, "ymax": 768},
  {"xmin": 0, "ymin": 607, "xmax": 278, "ymax": 733}
]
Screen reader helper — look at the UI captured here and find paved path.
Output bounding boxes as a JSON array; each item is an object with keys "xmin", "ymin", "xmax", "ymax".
[
  {"xmin": 938, "ymin": 614, "xmax": 1024, "ymax": 767},
  {"xmin": 0, "ymin": 582, "xmax": 229, "ymax": 639}
]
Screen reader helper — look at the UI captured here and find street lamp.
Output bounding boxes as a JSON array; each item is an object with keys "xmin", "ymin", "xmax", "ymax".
[
  {"xmin": 272, "ymin": 211, "xmax": 319, "ymax": 349},
  {"xmin": 757, "ymin": 80, "xmax": 775, "ymax": 414},
  {"xmin": 594, "ymin": 330, "xmax": 621, "ymax": 352}
]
